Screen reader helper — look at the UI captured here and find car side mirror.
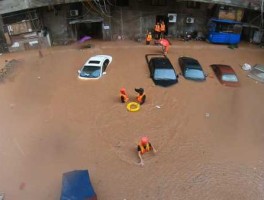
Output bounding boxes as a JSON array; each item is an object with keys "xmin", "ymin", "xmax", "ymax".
[
  {"xmin": 204, "ymin": 73, "xmax": 208, "ymax": 77},
  {"xmin": 103, "ymin": 72, "xmax": 107, "ymax": 75},
  {"xmin": 78, "ymin": 70, "xmax": 81, "ymax": 74},
  {"xmin": 176, "ymin": 74, "xmax": 179, "ymax": 78}
]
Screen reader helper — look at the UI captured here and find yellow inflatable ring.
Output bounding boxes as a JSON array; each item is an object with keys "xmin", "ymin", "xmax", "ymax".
[{"xmin": 127, "ymin": 102, "xmax": 140, "ymax": 112}]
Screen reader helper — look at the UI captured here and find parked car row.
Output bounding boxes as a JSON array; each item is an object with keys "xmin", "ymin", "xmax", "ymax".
[
  {"xmin": 77, "ymin": 54, "xmax": 264, "ymax": 86},
  {"xmin": 145, "ymin": 54, "xmax": 240, "ymax": 87}
]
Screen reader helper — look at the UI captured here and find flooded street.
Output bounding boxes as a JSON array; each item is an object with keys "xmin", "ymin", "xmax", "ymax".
[{"xmin": 0, "ymin": 40, "xmax": 264, "ymax": 200}]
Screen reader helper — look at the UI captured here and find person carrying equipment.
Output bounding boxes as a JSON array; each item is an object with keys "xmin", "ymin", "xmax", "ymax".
[
  {"xmin": 137, "ymin": 136, "xmax": 157, "ymax": 166},
  {"xmin": 135, "ymin": 88, "xmax": 146, "ymax": 105},
  {"xmin": 159, "ymin": 38, "xmax": 170, "ymax": 55},
  {"xmin": 120, "ymin": 88, "xmax": 129, "ymax": 103}
]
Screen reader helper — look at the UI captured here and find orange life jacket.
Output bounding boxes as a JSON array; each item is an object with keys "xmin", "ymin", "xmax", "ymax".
[
  {"xmin": 146, "ymin": 34, "xmax": 152, "ymax": 41},
  {"xmin": 154, "ymin": 24, "xmax": 161, "ymax": 32},
  {"xmin": 139, "ymin": 143, "xmax": 151, "ymax": 154},
  {"xmin": 137, "ymin": 93, "xmax": 145, "ymax": 103},
  {"xmin": 160, "ymin": 24, "xmax": 165, "ymax": 32},
  {"xmin": 120, "ymin": 93, "xmax": 129, "ymax": 102}
]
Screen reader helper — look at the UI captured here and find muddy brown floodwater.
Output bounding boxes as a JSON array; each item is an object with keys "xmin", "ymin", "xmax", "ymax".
[{"xmin": 0, "ymin": 40, "xmax": 264, "ymax": 200}]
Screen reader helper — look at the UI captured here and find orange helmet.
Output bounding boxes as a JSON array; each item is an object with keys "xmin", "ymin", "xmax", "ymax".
[
  {"xmin": 140, "ymin": 136, "xmax": 149, "ymax": 145},
  {"xmin": 120, "ymin": 87, "xmax": 126, "ymax": 94}
]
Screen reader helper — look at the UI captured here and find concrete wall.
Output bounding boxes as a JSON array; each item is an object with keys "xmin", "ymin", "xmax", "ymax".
[
  {"xmin": 0, "ymin": 0, "xmax": 262, "ymax": 51},
  {"xmin": 0, "ymin": 0, "xmax": 261, "ymax": 15},
  {"xmin": 0, "ymin": 0, "xmax": 84, "ymax": 15},
  {"xmin": 40, "ymin": 5, "xmax": 73, "ymax": 45},
  {"xmin": 0, "ymin": 1, "xmax": 110, "ymax": 47},
  {"xmin": 110, "ymin": 1, "xmax": 210, "ymax": 40}
]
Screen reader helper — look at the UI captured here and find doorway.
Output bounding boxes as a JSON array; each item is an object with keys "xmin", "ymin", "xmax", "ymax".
[{"xmin": 76, "ymin": 22, "xmax": 103, "ymax": 40}]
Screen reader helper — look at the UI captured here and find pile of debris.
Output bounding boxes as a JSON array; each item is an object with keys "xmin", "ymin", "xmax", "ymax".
[{"xmin": 0, "ymin": 59, "xmax": 19, "ymax": 81}]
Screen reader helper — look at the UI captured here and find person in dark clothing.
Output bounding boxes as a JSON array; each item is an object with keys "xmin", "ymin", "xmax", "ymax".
[{"xmin": 135, "ymin": 88, "xmax": 146, "ymax": 105}]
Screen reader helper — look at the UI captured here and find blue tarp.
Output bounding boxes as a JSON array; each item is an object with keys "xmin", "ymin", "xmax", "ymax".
[
  {"xmin": 60, "ymin": 170, "xmax": 97, "ymax": 200},
  {"xmin": 210, "ymin": 18, "xmax": 242, "ymax": 24},
  {"xmin": 207, "ymin": 18, "xmax": 242, "ymax": 44}
]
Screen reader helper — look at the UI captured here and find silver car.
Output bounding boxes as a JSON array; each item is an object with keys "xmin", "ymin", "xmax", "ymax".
[{"xmin": 248, "ymin": 64, "xmax": 264, "ymax": 83}]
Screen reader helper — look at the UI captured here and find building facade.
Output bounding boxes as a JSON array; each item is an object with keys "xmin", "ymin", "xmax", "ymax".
[{"xmin": 0, "ymin": 0, "xmax": 262, "ymax": 52}]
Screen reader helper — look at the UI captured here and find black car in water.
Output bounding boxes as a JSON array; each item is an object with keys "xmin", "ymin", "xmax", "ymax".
[
  {"xmin": 178, "ymin": 56, "xmax": 206, "ymax": 81},
  {"xmin": 145, "ymin": 54, "xmax": 179, "ymax": 87}
]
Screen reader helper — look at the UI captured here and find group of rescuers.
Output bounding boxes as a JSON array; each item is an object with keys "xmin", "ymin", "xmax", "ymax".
[
  {"xmin": 146, "ymin": 21, "xmax": 169, "ymax": 54},
  {"xmin": 120, "ymin": 87, "xmax": 146, "ymax": 105},
  {"xmin": 119, "ymin": 87, "xmax": 157, "ymax": 166}
]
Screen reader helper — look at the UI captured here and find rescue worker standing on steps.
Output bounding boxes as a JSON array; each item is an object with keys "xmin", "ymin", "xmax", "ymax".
[
  {"xmin": 137, "ymin": 136, "xmax": 157, "ymax": 166},
  {"xmin": 120, "ymin": 87, "xmax": 129, "ymax": 103},
  {"xmin": 160, "ymin": 21, "xmax": 166, "ymax": 39},
  {"xmin": 135, "ymin": 88, "xmax": 146, "ymax": 105},
  {"xmin": 146, "ymin": 32, "xmax": 152, "ymax": 45},
  {"xmin": 154, "ymin": 22, "xmax": 161, "ymax": 40}
]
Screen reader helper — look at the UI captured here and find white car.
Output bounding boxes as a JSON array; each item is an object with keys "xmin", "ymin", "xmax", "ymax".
[{"xmin": 78, "ymin": 55, "xmax": 112, "ymax": 80}]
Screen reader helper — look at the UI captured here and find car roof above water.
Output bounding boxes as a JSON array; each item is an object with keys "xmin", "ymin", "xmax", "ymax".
[
  {"xmin": 179, "ymin": 57, "xmax": 202, "ymax": 69},
  {"xmin": 84, "ymin": 55, "xmax": 110, "ymax": 66},
  {"xmin": 211, "ymin": 64, "xmax": 236, "ymax": 74}
]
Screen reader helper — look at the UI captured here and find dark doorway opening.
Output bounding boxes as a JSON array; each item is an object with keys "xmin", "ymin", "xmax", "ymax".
[
  {"xmin": 76, "ymin": 22, "xmax": 102, "ymax": 40},
  {"xmin": 156, "ymin": 15, "xmax": 168, "ymax": 35}
]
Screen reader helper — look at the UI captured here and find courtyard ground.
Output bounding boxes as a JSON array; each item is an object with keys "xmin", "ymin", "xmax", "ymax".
[{"xmin": 0, "ymin": 39, "xmax": 264, "ymax": 200}]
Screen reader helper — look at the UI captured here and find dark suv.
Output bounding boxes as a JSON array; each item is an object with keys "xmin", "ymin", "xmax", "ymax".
[{"xmin": 145, "ymin": 54, "xmax": 179, "ymax": 87}]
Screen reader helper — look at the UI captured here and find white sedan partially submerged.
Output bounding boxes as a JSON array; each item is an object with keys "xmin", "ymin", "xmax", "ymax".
[{"xmin": 78, "ymin": 55, "xmax": 112, "ymax": 80}]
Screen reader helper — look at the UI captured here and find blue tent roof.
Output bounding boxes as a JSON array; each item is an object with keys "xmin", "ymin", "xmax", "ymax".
[
  {"xmin": 210, "ymin": 18, "xmax": 242, "ymax": 24},
  {"xmin": 60, "ymin": 170, "xmax": 97, "ymax": 200}
]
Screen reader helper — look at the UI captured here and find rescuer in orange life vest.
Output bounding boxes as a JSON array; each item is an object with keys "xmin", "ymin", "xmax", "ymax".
[
  {"xmin": 160, "ymin": 21, "xmax": 166, "ymax": 39},
  {"xmin": 146, "ymin": 32, "xmax": 152, "ymax": 45},
  {"xmin": 135, "ymin": 88, "xmax": 146, "ymax": 105},
  {"xmin": 154, "ymin": 22, "xmax": 161, "ymax": 40},
  {"xmin": 120, "ymin": 87, "xmax": 129, "ymax": 103},
  {"xmin": 137, "ymin": 136, "xmax": 157, "ymax": 166}
]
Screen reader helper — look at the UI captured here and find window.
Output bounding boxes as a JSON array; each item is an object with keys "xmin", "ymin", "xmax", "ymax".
[
  {"xmin": 154, "ymin": 69, "xmax": 176, "ymax": 80},
  {"xmin": 88, "ymin": 60, "xmax": 100, "ymax": 64},
  {"xmin": 186, "ymin": 1, "xmax": 200, "ymax": 9},
  {"xmin": 215, "ymin": 23, "xmax": 242, "ymax": 34},
  {"xmin": 185, "ymin": 69, "xmax": 205, "ymax": 80},
  {"xmin": 103, "ymin": 60, "xmax": 109, "ymax": 72},
  {"xmin": 222, "ymin": 74, "xmax": 238, "ymax": 82},
  {"xmin": 80, "ymin": 66, "xmax": 101, "ymax": 78},
  {"xmin": 152, "ymin": 0, "xmax": 167, "ymax": 6}
]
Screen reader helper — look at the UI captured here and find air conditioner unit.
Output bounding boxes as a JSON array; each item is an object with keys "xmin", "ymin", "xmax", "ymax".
[
  {"xmin": 168, "ymin": 13, "xmax": 177, "ymax": 23},
  {"xmin": 70, "ymin": 10, "xmax": 79, "ymax": 17},
  {"xmin": 186, "ymin": 17, "xmax": 195, "ymax": 23}
]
